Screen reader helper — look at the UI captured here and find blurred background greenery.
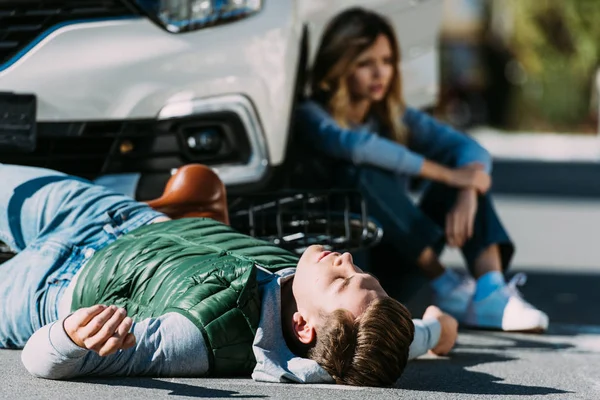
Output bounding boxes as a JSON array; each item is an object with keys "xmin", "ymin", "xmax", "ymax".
[{"xmin": 438, "ymin": 0, "xmax": 600, "ymax": 134}]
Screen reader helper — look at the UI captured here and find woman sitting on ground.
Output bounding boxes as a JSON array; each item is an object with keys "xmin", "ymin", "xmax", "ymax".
[{"xmin": 295, "ymin": 7, "xmax": 548, "ymax": 332}]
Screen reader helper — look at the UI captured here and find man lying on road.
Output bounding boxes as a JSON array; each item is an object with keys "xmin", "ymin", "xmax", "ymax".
[{"xmin": 0, "ymin": 164, "xmax": 457, "ymax": 387}]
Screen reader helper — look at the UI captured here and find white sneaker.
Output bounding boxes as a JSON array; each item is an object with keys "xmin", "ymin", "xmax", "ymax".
[
  {"xmin": 463, "ymin": 273, "xmax": 549, "ymax": 332},
  {"xmin": 432, "ymin": 275, "xmax": 476, "ymax": 322}
]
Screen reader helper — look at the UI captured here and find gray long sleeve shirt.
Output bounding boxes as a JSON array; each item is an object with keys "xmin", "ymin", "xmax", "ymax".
[{"xmin": 22, "ymin": 268, "xmax": 441, "ymax": 382}]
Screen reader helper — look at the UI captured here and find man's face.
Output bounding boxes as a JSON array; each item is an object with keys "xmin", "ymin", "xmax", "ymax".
[{"xmin": 293, "ymin": 245, "xmax": 388, "ymax": 321}]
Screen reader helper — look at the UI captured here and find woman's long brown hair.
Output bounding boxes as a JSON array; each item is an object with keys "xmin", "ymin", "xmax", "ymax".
[{"xmin": 310, "ymin": 7, "xmax": 408, "ymax": 144}]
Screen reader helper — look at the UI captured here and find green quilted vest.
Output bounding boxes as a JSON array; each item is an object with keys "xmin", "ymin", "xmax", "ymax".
[{"xmin": 70, "ymin": 218, "xmax": 298, "ymax": 376}]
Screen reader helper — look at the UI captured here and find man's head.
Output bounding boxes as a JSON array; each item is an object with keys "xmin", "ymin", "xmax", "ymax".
[{"xmin": 290, "ymin": 245, "xmax": 415, "ymax": 386}]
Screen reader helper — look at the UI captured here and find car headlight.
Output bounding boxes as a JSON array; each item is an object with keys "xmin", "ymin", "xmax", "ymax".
[{"xmin": 135, "ymin": 0, "xmax": 263, "ymax": 33}]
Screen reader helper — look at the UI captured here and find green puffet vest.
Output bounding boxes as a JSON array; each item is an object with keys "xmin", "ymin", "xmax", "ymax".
[{"xmin": 70, "ymin": 218, "xmax": 298, "ymax": 376}]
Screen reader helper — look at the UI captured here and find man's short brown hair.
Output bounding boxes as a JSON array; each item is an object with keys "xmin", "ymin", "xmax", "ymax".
[{"xmin": 307, "ymin": 297, "xmax": 415, "ymax": 387}]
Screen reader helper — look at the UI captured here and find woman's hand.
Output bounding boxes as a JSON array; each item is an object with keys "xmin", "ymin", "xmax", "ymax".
[
  {"xmin": 446, "ymin": 188, "xmax": 478, "ymax": 248},
  {"xmin": 446, "ymin": 163, "xmax": 491, "ymax": 194},
  {"xmin": 64, "ymin": 304, "xmax": 136, "ymax": 357},
  {"xmin": 420, "ymin": 161, "xmax": 491, "ymax": 194},
  {"xmin": 422, "ymin": 305, "xmax": 458, "ymax": 356}
]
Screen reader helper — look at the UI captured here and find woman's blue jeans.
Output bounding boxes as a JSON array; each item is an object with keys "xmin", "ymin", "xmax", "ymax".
[{"xmin": 339, "ymin": 166, "xmax": 514, "ymax": 301}]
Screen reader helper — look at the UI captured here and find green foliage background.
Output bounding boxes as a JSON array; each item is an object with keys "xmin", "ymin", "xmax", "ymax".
[{"xmin": 504, "ymin": 0, "xmax": 600, "ymax": 132}]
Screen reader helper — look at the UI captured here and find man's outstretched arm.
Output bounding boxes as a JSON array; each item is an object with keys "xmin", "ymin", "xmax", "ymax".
[
  {"xmin": 409, "ymin": 306, "xmax": 458, "ymax": 360},
  {"xmin": 21, "ymin": 305, "xmax": 209, "ymax": 379}
]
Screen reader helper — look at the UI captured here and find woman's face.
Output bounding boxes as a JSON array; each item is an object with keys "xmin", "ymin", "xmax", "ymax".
[{"xmin": 347, "ymin": 34, "xmax": 395, "ymax": 103}]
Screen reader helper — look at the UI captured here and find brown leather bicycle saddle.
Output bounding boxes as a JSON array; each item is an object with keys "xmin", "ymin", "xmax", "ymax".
[{"xmin": 146, "ymin": 164, "xmax": 229, "ymax": 225}]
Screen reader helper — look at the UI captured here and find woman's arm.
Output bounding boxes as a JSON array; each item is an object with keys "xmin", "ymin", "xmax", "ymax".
[
  {"xmin": 420, "ymin": 160, "xmax": 491, "ymax": 194},
  {"xmin": 295, "ymin": 101, "xmax": 425, "ymax": 176},
  {"xmin": 21, "ymin": 309, "xmax": 209, "ymax": 380},
  {"xmin": 404, "ymin": 107, "xmax": 493, "ymax": 173},
  {"xmin": 295, "ymin": 102, "xmax": 491, "ymax": 193}
]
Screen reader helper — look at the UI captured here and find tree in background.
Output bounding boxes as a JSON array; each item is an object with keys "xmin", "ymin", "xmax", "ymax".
[{"xmin": 500, "ymin": 0, "xmax": 600, "ymax": 132}]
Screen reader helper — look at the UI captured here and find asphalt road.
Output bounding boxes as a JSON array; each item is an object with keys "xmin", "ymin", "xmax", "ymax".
[{"xmin": 2, "ymin": 269, "xmax": 599, "ymax": 400}]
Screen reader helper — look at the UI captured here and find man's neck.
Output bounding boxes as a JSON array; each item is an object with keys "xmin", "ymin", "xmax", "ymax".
[
  {"xmin": 347, "ymin": 98, "xmax": 372, "ymax": 125},
  {"xmin": 280, "ymin": 277, "xmax": 308, "ymax": 357}
]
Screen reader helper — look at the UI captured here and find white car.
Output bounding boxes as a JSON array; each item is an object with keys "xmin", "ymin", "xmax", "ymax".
[{"xmin": 0, "ymin": 0, "xmax": 443, "ymax": 200}]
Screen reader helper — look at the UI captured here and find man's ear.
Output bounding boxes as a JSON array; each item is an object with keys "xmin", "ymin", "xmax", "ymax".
[{"xmin": 292, "ymin": 311, "xmax": 316, "ymax": 345}]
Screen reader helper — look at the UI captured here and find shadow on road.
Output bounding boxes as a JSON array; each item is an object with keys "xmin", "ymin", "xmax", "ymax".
[
  {"xmin": 399, "ymin": 352, "xmax": 571, "ymax": 396},
  {"xmin": 76, "ymin": 378, "xmax": 267, "ymax": 398}
]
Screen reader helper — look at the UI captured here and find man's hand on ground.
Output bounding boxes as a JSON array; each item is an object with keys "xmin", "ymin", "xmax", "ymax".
[
  {"xmin": 64, "ymin": 304, "xmax": 136, "ymax": 356},
  {"xmin": 422, "ymin": 305, "xmax": 458, "ymax": 356}
]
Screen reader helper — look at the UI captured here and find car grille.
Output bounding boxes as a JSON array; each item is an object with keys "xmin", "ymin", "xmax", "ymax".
[
  {"xmin": 0, "ymin": 120, "xmax": 157, "ymax": 179},
  {"xmin": 0, "ymin": 113, "xmax": 251, "ymax": 181},
  {"xmin": 0, "ymin": 0, "xmax": 140, "ymax": 66}
]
